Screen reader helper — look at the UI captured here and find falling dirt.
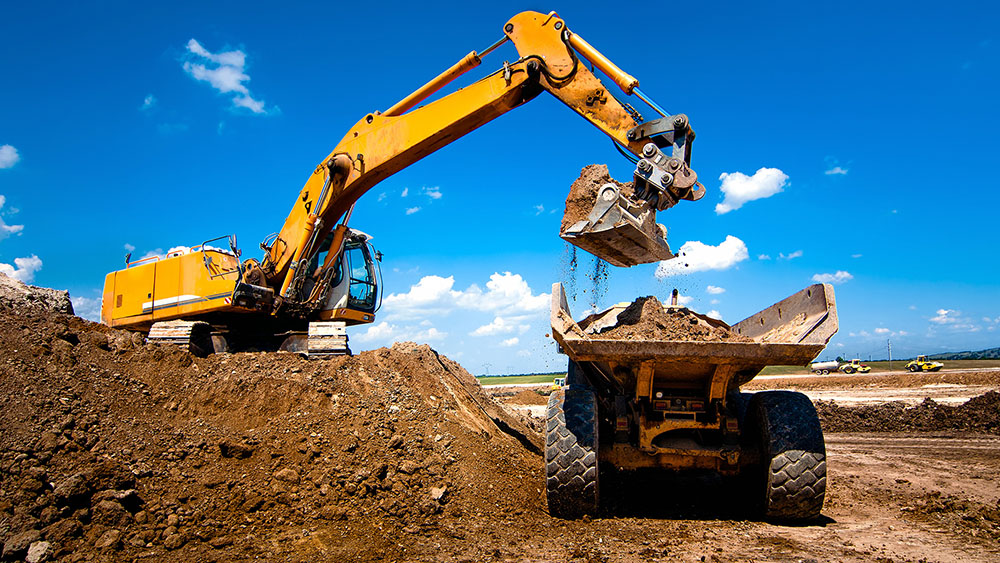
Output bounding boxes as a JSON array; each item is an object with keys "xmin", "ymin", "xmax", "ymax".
[{"xmin": 591, "ymin": 295, "xmax": 754, "ymax": 342}]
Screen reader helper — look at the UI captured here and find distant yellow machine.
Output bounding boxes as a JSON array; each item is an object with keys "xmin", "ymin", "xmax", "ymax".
[
  {"xmin": 101, "ymin": 11, "xmax": 704, "ymax": 356},
  {"xmin": 839, "ymin": 359, "xmax": 871, "ymax": 374},
  {"xmin": 905, "ymin": 355, "xmax": 944, "ymax": 372}
]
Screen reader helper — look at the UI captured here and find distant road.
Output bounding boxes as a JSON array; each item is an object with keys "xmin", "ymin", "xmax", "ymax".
[{"xmin": 754, "ymin": 366, "xmax": 1000, "ymax": 380}]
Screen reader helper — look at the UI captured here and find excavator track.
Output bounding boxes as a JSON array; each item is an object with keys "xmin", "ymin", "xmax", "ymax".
[
  {"xmin": 147, "ymin": 320, "xmax": 213, "ymax": 357},
  {"xmin": 307, "ymin": 321, "xmax": 350, "ymax": 358}
]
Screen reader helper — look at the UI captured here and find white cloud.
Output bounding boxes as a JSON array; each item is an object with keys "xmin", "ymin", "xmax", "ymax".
[
  {"xmin": 140, "ymin": 95, "xmax": 156, "ymax": 111},
  {"xmin": 825, "ymin": 166, "xmax": 848, "ymax": 175},
  {"xmin": 874, "ymin": 327, "xmax": 890, "ymax": 334},
  {"xmin": 656, "ymin": 235, "xmax": 748, "ymax": 278},
  {"xmin": 401, "ymin": 187, "xmax": 409, "ymax": 198},
  {"xmin": 891, "ymin": 209, "xmax": 898, "ymax": 214},
  {"xmin": 405, "ymin": 207, "xmax": 421, "ymax": 215},
  {"xmin": 516, "ymin": 350, "xmax": 532, "ymax": 358},
  {"xmin": 851, "ymin": 253, "xmax": 863, "ymax": 258},
  {"xmin": 778, "ymin": 250, "xmax": 803, "ymax": 260},
  {"xmin": 71, "ymin": 296, "xmax": 102, "ymax": 321},
  {"xmin": 676, "ymin": 293, "xmax": 694, "ymax": 307},
  {"xmin": 124, "ymin": 243, "xmax": 136, "ymax": 252},
  {"xmin": 0, "ymin": 196, "xmax": 24, "ymax": 239},
  {"xmin": 0, "ymin": 145, "xmax": 20, "ymax": 169},
  {"xmin": 0, "ymin": 255, "xmax": 42, "ymax": 283},
  {"xmin": 377, "ymin": 192, "xmax": 387, "ymax": 202},
  {"xmin": 182, "ymin": 39, "xmax": 271, "ymax": 114},
  {"xmin": 930, "ymin": 309, "xmax": 959, "ymax": 324},
  {"xmin": 706, "ymin": 285, "xmax": 726, "ymax": 295},
  {"xmin": 353, "ymin": 320, "xmax": 446, "ymax": 344},
  {"xmin": 908, "ymin": 305, "xmax": 917, "ymax": 310},
  {"xmin": 354, "ymin": 321, "xmax": 397, "ymax": 342},
  {"xmin": 757, "ymin": 254, "xmax": 771, "ymax": 261},
  {"xmin": 382, "ymin": 272, "xmax": 548, "ymax": 321},
  {"xmin": 811, "ymin": 270, "xmax": 853, "ymax": 284},
  {"xmin": 715, "ymin": 168, "xmax": 787, "ymax": 214},
  {"xmin": 500, "ymin": 337, "xmax": 519, "ymax": 347},
  {"xmin": 710, "ymin": 298, "xmax": 720, "ymax": 305},
  {"xmin": 471, "ymin": 316, "xmax": 530, "ymax": 336},
  {"xmin": 422, "ymin": 187, "xmax": 442, "ymax": 200},
  {"xmin": 534, "ymin": 204, "xmax": 545, "ymax": 216},
  {"xmin": 705, "ymin": 310, "xmax": 722, "ymax": 320}
]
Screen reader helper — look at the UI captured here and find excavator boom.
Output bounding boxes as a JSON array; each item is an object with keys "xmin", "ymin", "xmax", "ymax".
[{"xmin": 262, "ymin": 11, "xmax": 703, "ymax": 314}]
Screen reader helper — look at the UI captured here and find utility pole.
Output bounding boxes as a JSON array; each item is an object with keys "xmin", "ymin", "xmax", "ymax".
[{"xmin": 887, "ymin": 339, "xmax": 892, "ymax": 371}]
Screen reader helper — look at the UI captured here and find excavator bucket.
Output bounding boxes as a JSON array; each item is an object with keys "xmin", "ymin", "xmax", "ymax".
[{"xmin": 560, "ymin": 182, "xmax": 673, "ymax": 267}]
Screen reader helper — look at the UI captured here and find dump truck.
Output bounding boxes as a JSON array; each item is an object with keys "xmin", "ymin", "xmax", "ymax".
[
  {"xmin": 905, "ymin": 355, "xmax": 944, "ymax": 372},
  {"xmin": 101, "ymin": 10, "xmax": 703, "ymax": 356},
  {"xmin": 547, "ymin": 283, "xmax": 838, "ymax": 520}
]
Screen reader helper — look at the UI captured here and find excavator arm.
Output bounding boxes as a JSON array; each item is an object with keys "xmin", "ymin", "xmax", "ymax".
[{"xmin": 251, "ymin": 11, "xmax": 704, "ymax": 318}]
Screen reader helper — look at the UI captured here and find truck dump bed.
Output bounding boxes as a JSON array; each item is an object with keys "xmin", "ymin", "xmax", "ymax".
[{"xmin": 550, "ymin": 282, "xmax": 838, "ymax": 389}]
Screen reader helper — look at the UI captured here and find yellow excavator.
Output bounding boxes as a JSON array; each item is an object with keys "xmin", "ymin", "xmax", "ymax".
[{"xmin": 100, "ymin": 11, "xmax": 704, "ymax": 356}]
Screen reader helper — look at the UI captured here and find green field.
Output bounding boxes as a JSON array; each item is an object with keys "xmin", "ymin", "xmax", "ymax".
[
  {"xmin": 477, "ymin": 373, "xmax": 563, "ymax": 385},
  {"xmin": 478, "ymin": 359, "xmax": 1000, "ymax": 383}
]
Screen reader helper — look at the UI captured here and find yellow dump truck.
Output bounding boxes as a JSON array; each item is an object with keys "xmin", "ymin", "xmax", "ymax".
[{"xmin": 548, "ymin": 283, "xmax": 838, "ymax": 521}]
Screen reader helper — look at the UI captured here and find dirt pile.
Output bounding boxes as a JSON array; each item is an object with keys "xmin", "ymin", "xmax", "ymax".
[
  {"xmin": 592, "ymin": 296, "xmax": 753, "ymax": 342},
  {"xmin": 0, "ymin": 273, "xmax": 73, "ymax": 315},
  {"xmin": 816, "ymin": 391, "xmax": 1000, "ymax": 434},
  {"xmin": 506, "ymin": 389, "xmax": 548, "ymax": 406},
  {"xmin": 0, "ymin": 309, "xmax": 542, "ymax": 562},
  {"xmin": 560, "ymin": 164, "xmax": 635, "ymax": 232}
]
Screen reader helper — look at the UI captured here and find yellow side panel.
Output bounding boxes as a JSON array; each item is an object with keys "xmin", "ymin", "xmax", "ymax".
[
  {"xmin": 107, "ymin": 261, "xmax": 156, "ymax": 326},
  {"xmin": 106, "ymin": 251, "xmax": 241, "ymax": 328}
]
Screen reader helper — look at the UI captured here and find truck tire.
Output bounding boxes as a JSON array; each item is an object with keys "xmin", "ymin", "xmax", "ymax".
[
  {"xmin": 843, "ymin": 367, "xmax": 855, "ymax": 374},
  {"xmin": 545, "ymin": 388, "xmax": 599, "ymax": 519},
  {"xmin": 745, "ymin": 391, "xmax": 826, "ymax": 521},
  {"xmin": 909, "ymin": 364, "xmax": 920, "ymax": 372}
]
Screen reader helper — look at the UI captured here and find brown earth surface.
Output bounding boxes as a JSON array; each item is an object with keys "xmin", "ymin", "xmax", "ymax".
[
  {"xmin": 505, "ymin": 389, "xmax": 548, "ymax": 406},
  {"xmin": 591, "ymin": 296, "xmax": 753, "ymax": 342},
  {"xmin": 2, "ymin": 276, "xmax": 999, "ymax": 562},
  {"xmin": 560, "ymin": 164, "xmax": 636, "ymax": 234}
]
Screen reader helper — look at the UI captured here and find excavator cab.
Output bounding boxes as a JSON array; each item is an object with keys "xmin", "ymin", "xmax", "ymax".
[{"xmin": 316, "ymin": 229, "xmax": 381, "ymax": 323}]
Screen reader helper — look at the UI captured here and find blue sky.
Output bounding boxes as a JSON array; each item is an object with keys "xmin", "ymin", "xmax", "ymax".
[{"xmin": 1, "ymin": 1, "xmax": 997, "ymax": 373}]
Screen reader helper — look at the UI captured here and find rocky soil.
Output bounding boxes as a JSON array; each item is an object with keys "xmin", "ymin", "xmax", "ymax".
[
  {"xmin": 590, "ymin": 295, "xmax": 753, "ymax": 342},
  {"xmin": 0, "ymin": 283, "xmax": 542, "ymax": 561},
  {"xmin": 2, "ymin": 275, "xmax": 998, "ymax": 562}
]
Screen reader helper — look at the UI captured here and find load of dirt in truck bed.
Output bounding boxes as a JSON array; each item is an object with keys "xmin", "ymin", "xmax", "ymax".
[
  {"xmin": 0, "ymin": 290, "xmax": 542, "ymax": 561},
  {"xmin": 590, "ymin": 295, "xmax": 754, "ymax": 342},
  {"xmin": 816, "ymin": 391, "xmax": 1000, "ymax": 434}
]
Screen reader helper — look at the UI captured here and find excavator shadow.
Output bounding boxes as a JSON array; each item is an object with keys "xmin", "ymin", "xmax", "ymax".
[{"xmin": 596, "ymin": 466, "xmax": 836, "ymax": 526}]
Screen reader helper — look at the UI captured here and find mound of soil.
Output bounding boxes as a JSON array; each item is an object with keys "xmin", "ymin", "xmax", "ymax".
[
  {"xmin": 506, "ymin": 389, "xmax": 548, "ymax": 406},
  {"xmin": 0, "ymin": 308, "xmax": 542, "ymax": 562},
  {"xmin": 0, "ymin": 272, "xmax": 73, "ymax": 315},
  {"xmin": 560, "ymin": 164, "xmax": 636, "ymax": 233},
  {"xmin": 816, "ymin": 391, "xmax": 1000, "ymax": 434},
  {"xmin": 591, "ymin": 296, "xmax": 753, "ymax": 342}
]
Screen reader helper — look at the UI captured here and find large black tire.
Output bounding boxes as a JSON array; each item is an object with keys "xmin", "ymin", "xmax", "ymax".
[
  {"xmin": 745, "ymin": 391, "xmax": 826, "ymax": 521},
  {"xmin": 545, "ymin": 388, "xmax": 599, "ymax": 519},
  {"xmin": 909, "ymin": 364, "xmax": 921, "ymax": 372}
]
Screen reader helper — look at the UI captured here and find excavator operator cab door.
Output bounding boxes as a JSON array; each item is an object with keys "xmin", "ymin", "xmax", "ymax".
[
  {"xmin": 317, "ymin": 229, "xmax": 381, "ymax": 323},
  {"xmin": 344, "ymin": 237, "xmax": 379, "ymax": 314}
]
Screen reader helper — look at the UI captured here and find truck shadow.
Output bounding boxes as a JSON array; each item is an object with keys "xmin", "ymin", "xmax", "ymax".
[{"xmin": 597, "ymin": 466, "xmax": 835, "ymax": 526}]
